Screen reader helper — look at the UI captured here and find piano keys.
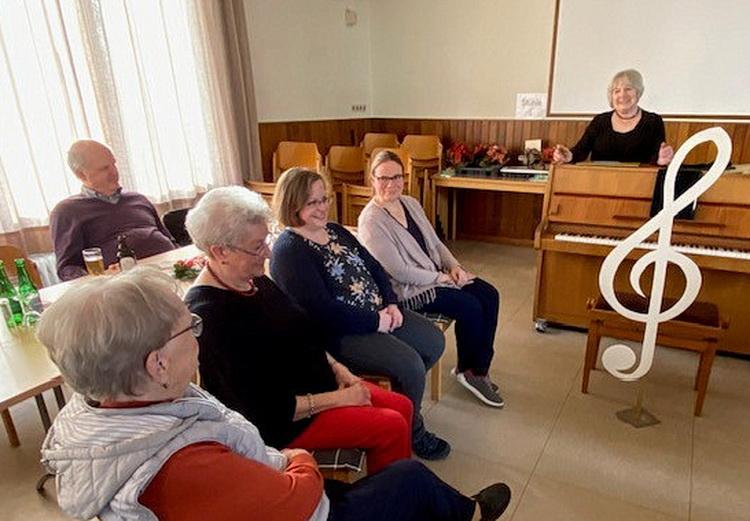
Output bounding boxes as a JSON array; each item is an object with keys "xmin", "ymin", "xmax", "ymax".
[{"xmin": 533, "ymin": 163, "xmax": 750, "ymax": 354}]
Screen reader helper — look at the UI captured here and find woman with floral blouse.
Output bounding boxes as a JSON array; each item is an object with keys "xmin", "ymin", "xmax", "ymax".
[{"xmin": 271, "ymin": 168, "xmax": 451, "ymax": 461}]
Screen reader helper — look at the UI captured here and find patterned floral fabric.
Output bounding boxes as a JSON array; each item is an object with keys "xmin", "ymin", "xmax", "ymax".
[{"xmin": 301, "ymin": 224, "xmax": 383, "ymax": 312}]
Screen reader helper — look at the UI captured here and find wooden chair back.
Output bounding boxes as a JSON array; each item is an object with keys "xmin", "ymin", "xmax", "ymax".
[
  {"xmin": 245, "ymin": 180, "xmax": 277, "ymax": 206},
  {"xmin": 400, "ymin": 135, "xmax": 443, "ymax": 209},
  {"xmin": 272, "ymin": 142, "xmax": 322, "ymax": 180},
  {"xmin": 361, "ymin": 133, "xmax": 399, "ymax": 159},
  {"xmin": 341, "ymin": 183, "xmax": 373, "ymax": 227},
  {"xmin": 0, "ymin": 245, "xmax": 43, "ymax": 288},
  {"xmin": 326, "ymin": 146, "xmax": 365, "ymax": 187},
  {"xmin": 401, "ymin": 134, "xmax": 443, "ymax": 163}
]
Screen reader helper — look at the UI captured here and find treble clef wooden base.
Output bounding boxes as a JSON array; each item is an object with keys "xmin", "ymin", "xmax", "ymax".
[{"xmin": 615, "ymin": 384, "xmax": 660, "ymax": 428}]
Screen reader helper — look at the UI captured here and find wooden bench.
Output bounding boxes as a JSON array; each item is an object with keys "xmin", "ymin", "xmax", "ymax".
[{"xmin": 583, "ymin": 293, "xmax": 727, "ymax": 416}]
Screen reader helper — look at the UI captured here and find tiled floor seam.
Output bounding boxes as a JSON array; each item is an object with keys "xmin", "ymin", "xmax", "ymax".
[
  {"xmin": 688, "ymin": 415, "xmax": 696, "ymax": 521},
  {"xmin": 507, "ymin": 357, "xmax": 582, "ymax": 520}
]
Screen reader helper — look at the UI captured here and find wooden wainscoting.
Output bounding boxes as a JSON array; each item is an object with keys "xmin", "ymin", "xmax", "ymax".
[
  {"xmin": 259, "ymin": 118, "xmax": 750, "ymax": 181},
  {"xmin": 258, "ymin": 117, "xmax": 750, "ymax": 243}
]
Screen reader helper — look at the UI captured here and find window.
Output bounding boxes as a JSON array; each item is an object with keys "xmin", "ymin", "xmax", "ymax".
[{"xmin": 0, "ymin": 0, "xmax": 242, "ymax": 233}]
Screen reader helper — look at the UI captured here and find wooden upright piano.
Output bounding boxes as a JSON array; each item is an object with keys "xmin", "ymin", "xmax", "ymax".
[{"xmin": 533, "ymin": 163, "xmax": 750, "ymax": 355}]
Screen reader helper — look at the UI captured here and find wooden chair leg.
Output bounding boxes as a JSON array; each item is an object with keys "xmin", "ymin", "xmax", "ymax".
[
  {"xmin": 53, "ymin": 385, "xmax": 66, "ymax": 409},
  {"xmin": 693, "ymin": 342, "xmax": 717, "ymax": 416},
  {"xmin": 430, "ymin": 357, "xmax": 442, "ymax": 402},
  {"xmin": 582, "ymin": 320, "xmax": 601, "ymax": 393},
  {"xmin": 35, "ymin": 394, "xmax": 52, "ymax": 431},
  {"xmin": 2, "ymin": 409, "xmax": 20, "ymax": 447}
]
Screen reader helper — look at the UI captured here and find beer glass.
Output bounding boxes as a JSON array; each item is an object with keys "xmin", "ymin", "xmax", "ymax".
[{"xmin": 82, "ymin": 247, "xmax": 105, "ymax": 275}]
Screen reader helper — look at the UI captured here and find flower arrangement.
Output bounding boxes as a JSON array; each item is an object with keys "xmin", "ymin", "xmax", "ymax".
[
  {"xmin": 173, "ymin": 255, "xmax": 207, "ymax": 280},
  {"xmin": 446, "ymin": 142, "xmax": 508, "ymax": 168}
]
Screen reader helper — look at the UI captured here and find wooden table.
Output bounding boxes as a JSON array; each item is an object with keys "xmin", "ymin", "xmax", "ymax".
[
  {"xmin": 0, "ymin": 245, "xmax": 200, "ymax": 447},
  {"xmin": 430, "ymin": 173, "xmax": 548, "ymax": 243}
]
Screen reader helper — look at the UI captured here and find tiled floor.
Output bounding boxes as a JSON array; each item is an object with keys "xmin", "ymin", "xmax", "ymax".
[{"xmin": 1, "ymin": 242, "xmax": 748, "ymax": 520}]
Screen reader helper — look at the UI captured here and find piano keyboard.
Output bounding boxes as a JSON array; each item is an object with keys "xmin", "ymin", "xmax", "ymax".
[{"xmin": 554, "ymin": 233, "xmax": 750, "ymax": 260}]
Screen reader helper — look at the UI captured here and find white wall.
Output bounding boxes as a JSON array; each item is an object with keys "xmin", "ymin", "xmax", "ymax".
[
  {"xmin": 551, "ymin": 0, "xmax": 750, "ymax": 117},
  {"xmin": 246, "ymin": 0, "xmax": 558, "ymax": 121},
  {"xmin": 244, "ymin": 0, "xmax": 372, "ymax": 122},
  {"xmin": 369, "ymin": 0, "xmax": 555, "ymax": 118}
]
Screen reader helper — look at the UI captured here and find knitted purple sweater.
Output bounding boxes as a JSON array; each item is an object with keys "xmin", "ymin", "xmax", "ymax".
[{"xmin": 50, "ymin": 192, "xmax": 176, "ymax": 280}]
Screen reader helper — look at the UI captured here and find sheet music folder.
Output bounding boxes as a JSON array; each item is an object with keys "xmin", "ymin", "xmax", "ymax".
[{"xmin": 649, "ymin": 167, "xmax": 703, "ymax": 220}]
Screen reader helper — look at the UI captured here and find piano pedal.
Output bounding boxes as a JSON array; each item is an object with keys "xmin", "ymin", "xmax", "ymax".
[{"xmin": 534, "ymin": 319, "xmax": 548, "ymax": 333}]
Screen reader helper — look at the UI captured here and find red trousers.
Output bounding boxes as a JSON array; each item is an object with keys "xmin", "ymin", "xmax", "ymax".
[{"xmin": 288, "ymin": 382, "xmax": 412, "ymax": 474}]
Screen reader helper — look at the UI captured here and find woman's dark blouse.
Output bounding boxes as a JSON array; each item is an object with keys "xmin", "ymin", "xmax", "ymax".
[
  {"xmin": 402, "ymin": 201, "xmax": 432, "ymax": 260},
  {"xmin": 570, "ymin": 110, "xmax": 665, "ymax": 164},
  {"xmin": 270, "ymin": 222, "xmax": 398, "ymax": 338},
  {"xmin": 184, "ymin": 277, "xmax": 338, "ymax": 448}
]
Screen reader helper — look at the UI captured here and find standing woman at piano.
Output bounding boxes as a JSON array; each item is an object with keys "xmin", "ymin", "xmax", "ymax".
[
  {"xmin": 357, "ymin": 150, "xmax": 503, "ymax": 409},
  {"xmin": 553, "ymin": 69, "xmax": 674, "ymax": 165}
]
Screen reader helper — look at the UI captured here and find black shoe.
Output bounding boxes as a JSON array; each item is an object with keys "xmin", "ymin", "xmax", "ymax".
[
  {"xmin": 412, "ymin": 431, "xmax": 451, "ymax": 460},
  {"xmin": 472, "ymin": 482, "xmax": 511, "ymax": 520}
]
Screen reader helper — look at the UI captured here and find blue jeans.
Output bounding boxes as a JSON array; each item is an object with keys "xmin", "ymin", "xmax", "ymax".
[
  {"xmin": 420, "ymin": 277, "xmax": 500, "ymax": 375},
  {"xmin": 334, "ymin": 309, "xmax": 444, "ymax": 443},
  {"xmin": 326, "ymin": 460, "xmax": 475, "ymax": 521}
]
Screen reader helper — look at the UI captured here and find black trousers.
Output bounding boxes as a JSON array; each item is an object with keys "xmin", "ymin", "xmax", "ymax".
[
  {"xmin": 326, "ymin": 460, "xmax": 475, "ymax": 521},
  {"xmin": 420, "ymin": 277, "xmax": 500, "ymax": 375}
]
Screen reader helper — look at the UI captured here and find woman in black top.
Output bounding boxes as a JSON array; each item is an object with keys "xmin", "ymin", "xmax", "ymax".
[
  {"xmin": 553, "ymin": 69, "xmax": 674, "ymax": 165},
  {"xmin": 183, "ymin": 186, "xmax": 412, "ymax": 474}
]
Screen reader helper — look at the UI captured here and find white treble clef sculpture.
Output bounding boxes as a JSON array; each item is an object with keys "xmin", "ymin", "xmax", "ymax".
[{"xmin": 598, "ymin": 127, "xmax": 732, "ymax": 381}]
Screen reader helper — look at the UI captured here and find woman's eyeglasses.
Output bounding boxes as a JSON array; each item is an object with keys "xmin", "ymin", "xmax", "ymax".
[
  {"xmin": 229, "ymin": 234, "xmax": 272, "ymax": 257},
  {"xmin": 372, "ymin": 174, "xmax": 404, "ymax": 184},
  {"xmin": 168, "ymin": 313, "xmax": 203, "ymax": 341},
  {"xmin": 304, "ymin": 195, "xmax": 331, "ymax": 208}
]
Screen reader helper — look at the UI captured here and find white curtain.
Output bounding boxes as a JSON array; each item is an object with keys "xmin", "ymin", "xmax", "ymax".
[{"xmin": 0, "ymin": 0, "xmax": 249, "ymax": 235}]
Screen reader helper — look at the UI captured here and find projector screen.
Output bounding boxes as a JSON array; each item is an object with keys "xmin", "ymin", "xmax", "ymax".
[{"xmin": 548, "ymin": 0, "xmax": 750, "ymax": 118}]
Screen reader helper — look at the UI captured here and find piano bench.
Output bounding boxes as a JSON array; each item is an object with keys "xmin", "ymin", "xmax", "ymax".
[{"xmin": 582, "ymin": 293, "xmax": 728, "ymax": 416}]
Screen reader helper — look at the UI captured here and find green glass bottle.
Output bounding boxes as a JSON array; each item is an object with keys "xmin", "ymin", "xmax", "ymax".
[
  {"xmin": 0, "ymin": 260, "xmax": 23, "ymax": 326},
  {"xmin": 15, "ymin": 259, "xmax": 43, "ymax": 324}
]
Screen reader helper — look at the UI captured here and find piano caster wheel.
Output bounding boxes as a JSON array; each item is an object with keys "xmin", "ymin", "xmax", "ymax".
[{"xmin": 534, "ymin": 319, "xmax": 548, "ymax": 333}]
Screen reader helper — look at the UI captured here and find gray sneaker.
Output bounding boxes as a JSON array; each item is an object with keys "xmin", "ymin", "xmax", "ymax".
[
  {"xmin": 452, "ymin": 367, "xmax": 500, "ymax": 393},
  {"xmin": 457, "ymin": 371, "xmax": 505, "ymax": 408}
]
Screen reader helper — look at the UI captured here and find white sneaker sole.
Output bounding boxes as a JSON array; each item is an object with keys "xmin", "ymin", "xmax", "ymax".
[{"xmin": 456, "ymin": 373, "xmax": 505, "ymax": 408}]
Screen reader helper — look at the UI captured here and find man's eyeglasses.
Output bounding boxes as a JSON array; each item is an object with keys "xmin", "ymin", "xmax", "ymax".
[
  {"xmin": 229, "ymin": 234, "xmax": 272, "ymax": 257},
  {"xmin": 372, "ymin": 174, "xmax": 404, "ymax": 184},
  {"xmin": 168, "ymin": 313, "xmax": 203, "ymax": 341},
  {"xmin": 304, "ymin": 195, "xmax": 331, "ymax": 208}
]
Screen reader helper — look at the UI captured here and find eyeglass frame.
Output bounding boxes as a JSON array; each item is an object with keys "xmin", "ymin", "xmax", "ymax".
[
  {"xmin": 372, "ymin": 173, "xmax": 405, "ymax": 184},
  {"xmin": 303, "ymin": 195, "xmax": 331, "ymax": 208},
  {"xmin": 167, "ymin": 313, "xmax": 203, "ymax": 341},
  {"xmin": 227, "ymin": 234, "xmax": 273, "ymax": 257}
]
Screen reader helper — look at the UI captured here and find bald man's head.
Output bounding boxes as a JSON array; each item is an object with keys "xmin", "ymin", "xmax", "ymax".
[{"xmin": 67, "ymin": 140, "xmax": 121, "ymax": 196}]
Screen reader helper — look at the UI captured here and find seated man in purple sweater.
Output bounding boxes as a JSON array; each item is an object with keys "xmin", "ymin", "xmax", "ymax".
[{"xmin": 50, "ymin": 140, "xmax": 177, "ymax": 280}]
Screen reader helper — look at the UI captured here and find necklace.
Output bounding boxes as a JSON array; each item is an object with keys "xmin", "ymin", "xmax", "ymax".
[
  {"xmin": 615, "ymin": 108, "xmax": 641, "ymax": 121},
  {"xmin": 206, "ymin": 262, "xmax": 257, "ymax": 297}
]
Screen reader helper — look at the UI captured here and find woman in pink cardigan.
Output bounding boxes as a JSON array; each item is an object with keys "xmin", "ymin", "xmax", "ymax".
[{"xmin": 358, "ymin": 150, "xmax": 503, "ymax": 408}]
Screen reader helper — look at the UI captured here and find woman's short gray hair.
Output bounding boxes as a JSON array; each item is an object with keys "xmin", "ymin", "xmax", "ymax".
[
  {"xmin": 185, "ymin": 186, "xmax": 271, "ymax": 253},
  {"xmin": 607, "ymin": 69, "xmax": 644, "ymax": 107},
  {"xmin": 36, "ymin": 267, "xmax": 185, "ymax": 400}
]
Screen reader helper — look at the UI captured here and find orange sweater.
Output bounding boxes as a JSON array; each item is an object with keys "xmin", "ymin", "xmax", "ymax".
[{"xmin": 138, "ymin": 442, "xmax": 325, "ymax": 521}]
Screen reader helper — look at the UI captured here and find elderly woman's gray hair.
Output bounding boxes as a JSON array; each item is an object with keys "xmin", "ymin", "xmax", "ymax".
[
  {"xmin": 185, "ymin": 186, "xmax": 271, "ymax": 253},
  {"xmin": 607, "ymin": 69, "xmax": 644, "ymax": 107},
  {"xmin": 36, "ymin": 267, "xmax": 184, "ymax": 400}
]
